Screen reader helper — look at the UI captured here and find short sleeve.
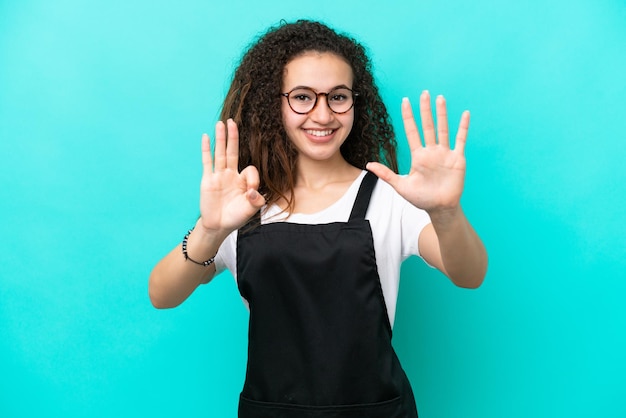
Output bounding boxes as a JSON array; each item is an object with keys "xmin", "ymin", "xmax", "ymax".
[
  {"xmin": 214, "ymin": 229, "xmax": 237, "ymax": 276},
  {"xmin": 400, "ymin": 198, "xmax": 431, "ymax": 260}
]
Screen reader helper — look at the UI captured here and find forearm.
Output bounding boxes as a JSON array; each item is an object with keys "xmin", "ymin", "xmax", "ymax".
[
  {"xmin": 429, "ymin": 207, "xmax": 487, "ymax": 288},
  {"xmin": 148, "ymin": 220, "xmax": 227, "ymax": 308}
]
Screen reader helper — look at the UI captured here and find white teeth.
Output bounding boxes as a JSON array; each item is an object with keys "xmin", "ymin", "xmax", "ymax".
[{"xmin": 305, "ymin": 129, "xmax": 333, "ymax": 137}]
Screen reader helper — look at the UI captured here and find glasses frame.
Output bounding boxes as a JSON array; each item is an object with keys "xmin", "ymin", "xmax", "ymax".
[{"xmin": 281, "ymin": 87, "xmax": 359, "ymax": 115}]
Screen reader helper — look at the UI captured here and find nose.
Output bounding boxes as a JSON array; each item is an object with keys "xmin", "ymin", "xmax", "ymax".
[{"xmin": 309, "ymin": 95, "xmax": 334, "ymax": 124}]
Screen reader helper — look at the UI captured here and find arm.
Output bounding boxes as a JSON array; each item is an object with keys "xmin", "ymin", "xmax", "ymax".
[
  {"xmin": 367, "ymin": 91, "xmax": 487, "ymax": 288},
  {"xmin": 149, "ymin": 120, "xmax": 265, "ymax": 308},
  {"xmin": 148, "ymin": 221, "xmax": 226, "ymax": 309},
  {"xmin": 418, "ymin": 209, "xmax": 487, "ymax": 288}
]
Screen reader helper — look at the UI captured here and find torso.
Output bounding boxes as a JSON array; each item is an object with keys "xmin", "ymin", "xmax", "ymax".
[
  {"xmin": 236, "ymin": 172, "xmax": 419, "ymax": 417},
  {"xmin": 214, "ymin": 170, "xmax": 432, "ymax": 328}
]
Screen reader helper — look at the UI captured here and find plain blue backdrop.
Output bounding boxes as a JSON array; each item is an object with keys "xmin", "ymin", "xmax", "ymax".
[{"xmin": 1, "ymin": 0, "xmax": 625, "ymax": 417}]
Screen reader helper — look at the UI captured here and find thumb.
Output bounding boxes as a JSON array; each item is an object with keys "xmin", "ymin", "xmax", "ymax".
[
  {"xmin": 366, "ymin": 162, "xmax": 400, "ymax": 189},
  {"xmin": 247, "ymin": 188, "xmax": 266, "ymax": 209}
]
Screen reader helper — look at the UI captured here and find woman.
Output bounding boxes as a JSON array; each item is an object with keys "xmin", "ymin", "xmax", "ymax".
[{"xmin": 149, "ymin": 19, "xmax": 487, "ymax": 418}]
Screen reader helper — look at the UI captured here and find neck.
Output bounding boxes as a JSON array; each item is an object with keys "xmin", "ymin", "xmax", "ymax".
[{"xmin": 295, "ymin": 156, "xmax": 360, "ymax": 190}]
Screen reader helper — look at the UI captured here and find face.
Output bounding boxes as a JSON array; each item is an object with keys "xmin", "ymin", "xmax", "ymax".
[{"xmin": 281, "ymin": 52, "xmax": 355, "ymax": 165}]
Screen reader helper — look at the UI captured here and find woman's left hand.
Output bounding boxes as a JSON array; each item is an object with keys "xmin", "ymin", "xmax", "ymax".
[{"xmin": 367, "ymin": 90, "xmax": 469, "ymax": 216}]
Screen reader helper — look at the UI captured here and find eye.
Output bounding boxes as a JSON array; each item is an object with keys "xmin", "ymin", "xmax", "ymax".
[
  {"xmin": 290, "ymin": 89, "xmax": 315, "ymax": 102},
  {"xmin": 329, "ymin": 93, "xmax": 348, "ymax": 102},
  {"xmin": 328, "ymin": 89, "xmax": 351, "ymax": 103},
  {"xmin": 293, "ymin": 95, "xmax": 312, "ymax": 102}
]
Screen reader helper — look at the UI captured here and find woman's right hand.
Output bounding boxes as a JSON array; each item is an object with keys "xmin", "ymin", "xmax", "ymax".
[
  {"xmin": 148, "ymin": 119, "xmax": 262, "ymax": 308},
  {"xmin": 198, "ymin": 119, "xmax": 266, "ymax": 237}
]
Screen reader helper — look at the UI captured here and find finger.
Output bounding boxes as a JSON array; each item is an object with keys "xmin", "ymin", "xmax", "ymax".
[
  {"xmin": 454, "ymin": 110, "xmax": 470, "ymax": 155},
  {"xmin": 226, "ymin": 119, "xmax": 239, "ymax": 170},
  {"xmin": 214, "ymin": 121, "xmax": 226, "ymax": 171},
  {"xmin": 240, "ymin": 165, "xmax": 265, "ymax": 208},
  {"xmin": 420, "ymin": 90, "xmax": 437, "ymax": 146},
  {"xmin": 436, "ymin": 95, "xmax": 449, "ymax": 148},
  {"xmin": 240, "ymin": 165, "xmax": 261, "ymax": 191},
  {"xmin": 201, "ymin": 133, "xmax": 213, "ymax": 175},
  {"xmin": 366, "ymin": 162, "xmax": 401, "ymax": 189},
  {"xmin": 401, "ymin": 97, "xmax": 423, "ymax": 152},
  {"xmin": 246, "ymin": 188, "xmax": 266, "ymax": 208}
]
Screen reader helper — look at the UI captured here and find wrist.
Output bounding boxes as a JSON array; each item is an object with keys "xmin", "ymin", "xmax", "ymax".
[
  {"xmin": 182, "ymin": 228, "xmax": 217, "ymax": 267},
  {"xmin": 194, "ymin": 218, "xmax": 231, "ymax": 244},
  {"xmin": 427, "ymin": 205, "xmax": 463, "ymax": 230},
  {"xmin": 182, "ymin": 220, "xmax": 229, "ymax": 264}
]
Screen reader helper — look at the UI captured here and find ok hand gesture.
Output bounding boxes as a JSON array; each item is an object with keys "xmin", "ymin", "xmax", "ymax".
[
  {"xmin": 367, "ymin": 91, "xmax": 469, "ymax": 216},
  {"xmin": 198, "ymin": 119, "xmax": 265, "ymax": 236}
]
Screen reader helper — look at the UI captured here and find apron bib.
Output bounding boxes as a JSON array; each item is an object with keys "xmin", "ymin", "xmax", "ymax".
[{"xmin": 237, "ymin": 172, "xmax": 418, "ymax": 418}]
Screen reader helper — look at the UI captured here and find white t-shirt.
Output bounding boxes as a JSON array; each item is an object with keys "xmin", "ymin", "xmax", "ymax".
[{"xmin": 214, "ymin": 170, "xmax": 432, "ymax": 328}]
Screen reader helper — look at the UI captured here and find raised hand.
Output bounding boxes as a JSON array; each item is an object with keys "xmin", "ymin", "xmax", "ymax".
[
  {"xmin": 367, "ymin": 91, "xmax": 469, "ymax": 215},
  {"xmin": 199, "ymin": 119, "xmax": 265, "ymax": 235}
]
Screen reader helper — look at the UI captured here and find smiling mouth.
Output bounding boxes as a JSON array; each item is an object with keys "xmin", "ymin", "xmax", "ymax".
[{"xmin": 304, "ymin": 129, "xmax": 335, "ymax": 137}]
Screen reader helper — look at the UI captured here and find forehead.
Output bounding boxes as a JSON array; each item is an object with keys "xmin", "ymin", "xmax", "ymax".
[{"xmin": 282, "ymin": 52, "xmax": 354, "ymax": 90}]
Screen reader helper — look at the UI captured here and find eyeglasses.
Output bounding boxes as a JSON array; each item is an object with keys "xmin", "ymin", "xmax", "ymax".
[{"xmin": 281, "ymin": 87, "xmax": 359, "ymax": 115}]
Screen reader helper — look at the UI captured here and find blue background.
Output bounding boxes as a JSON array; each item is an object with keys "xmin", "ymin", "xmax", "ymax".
[{"xmin": 1, "ymin": 1, "xmax": 625, "ymax": 417}]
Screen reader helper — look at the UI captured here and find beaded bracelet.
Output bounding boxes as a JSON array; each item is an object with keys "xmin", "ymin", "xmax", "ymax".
[{"xmin": 181, "ymin": 228, "xmax": 216, "ymax": 267}]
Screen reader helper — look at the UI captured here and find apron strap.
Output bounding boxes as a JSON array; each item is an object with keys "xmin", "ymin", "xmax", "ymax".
[
  {"xmin": 349, "ymin": 171, "xmax": 378, "ymax": 221},
  {"xmin": 239, "ymin": 210, "xmax": 262, "ymax": 236}
]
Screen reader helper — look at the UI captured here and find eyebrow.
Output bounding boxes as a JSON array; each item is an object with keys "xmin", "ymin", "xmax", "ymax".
[{"xmin": 289, "ymin": 84, "xmax": 352, "ymax": 91}]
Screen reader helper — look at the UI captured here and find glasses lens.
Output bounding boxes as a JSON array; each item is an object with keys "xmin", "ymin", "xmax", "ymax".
[
  {"xmin": 288, "ymin": 88, "xmax": 317, "ymax": 114},
  {"xmin": 327, "ymin": 88, "xmax": 354, "ymax": 113}
]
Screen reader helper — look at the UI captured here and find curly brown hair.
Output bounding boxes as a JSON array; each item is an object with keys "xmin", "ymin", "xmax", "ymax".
[{"xmin": 220, "ymin": 19, "xmax": 398, "ymax": 211}]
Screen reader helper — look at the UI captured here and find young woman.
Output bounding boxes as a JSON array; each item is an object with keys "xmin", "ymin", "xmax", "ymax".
[{"xmin": 149, "ymin": 20, "xmax": 487, "ymax": 418}]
